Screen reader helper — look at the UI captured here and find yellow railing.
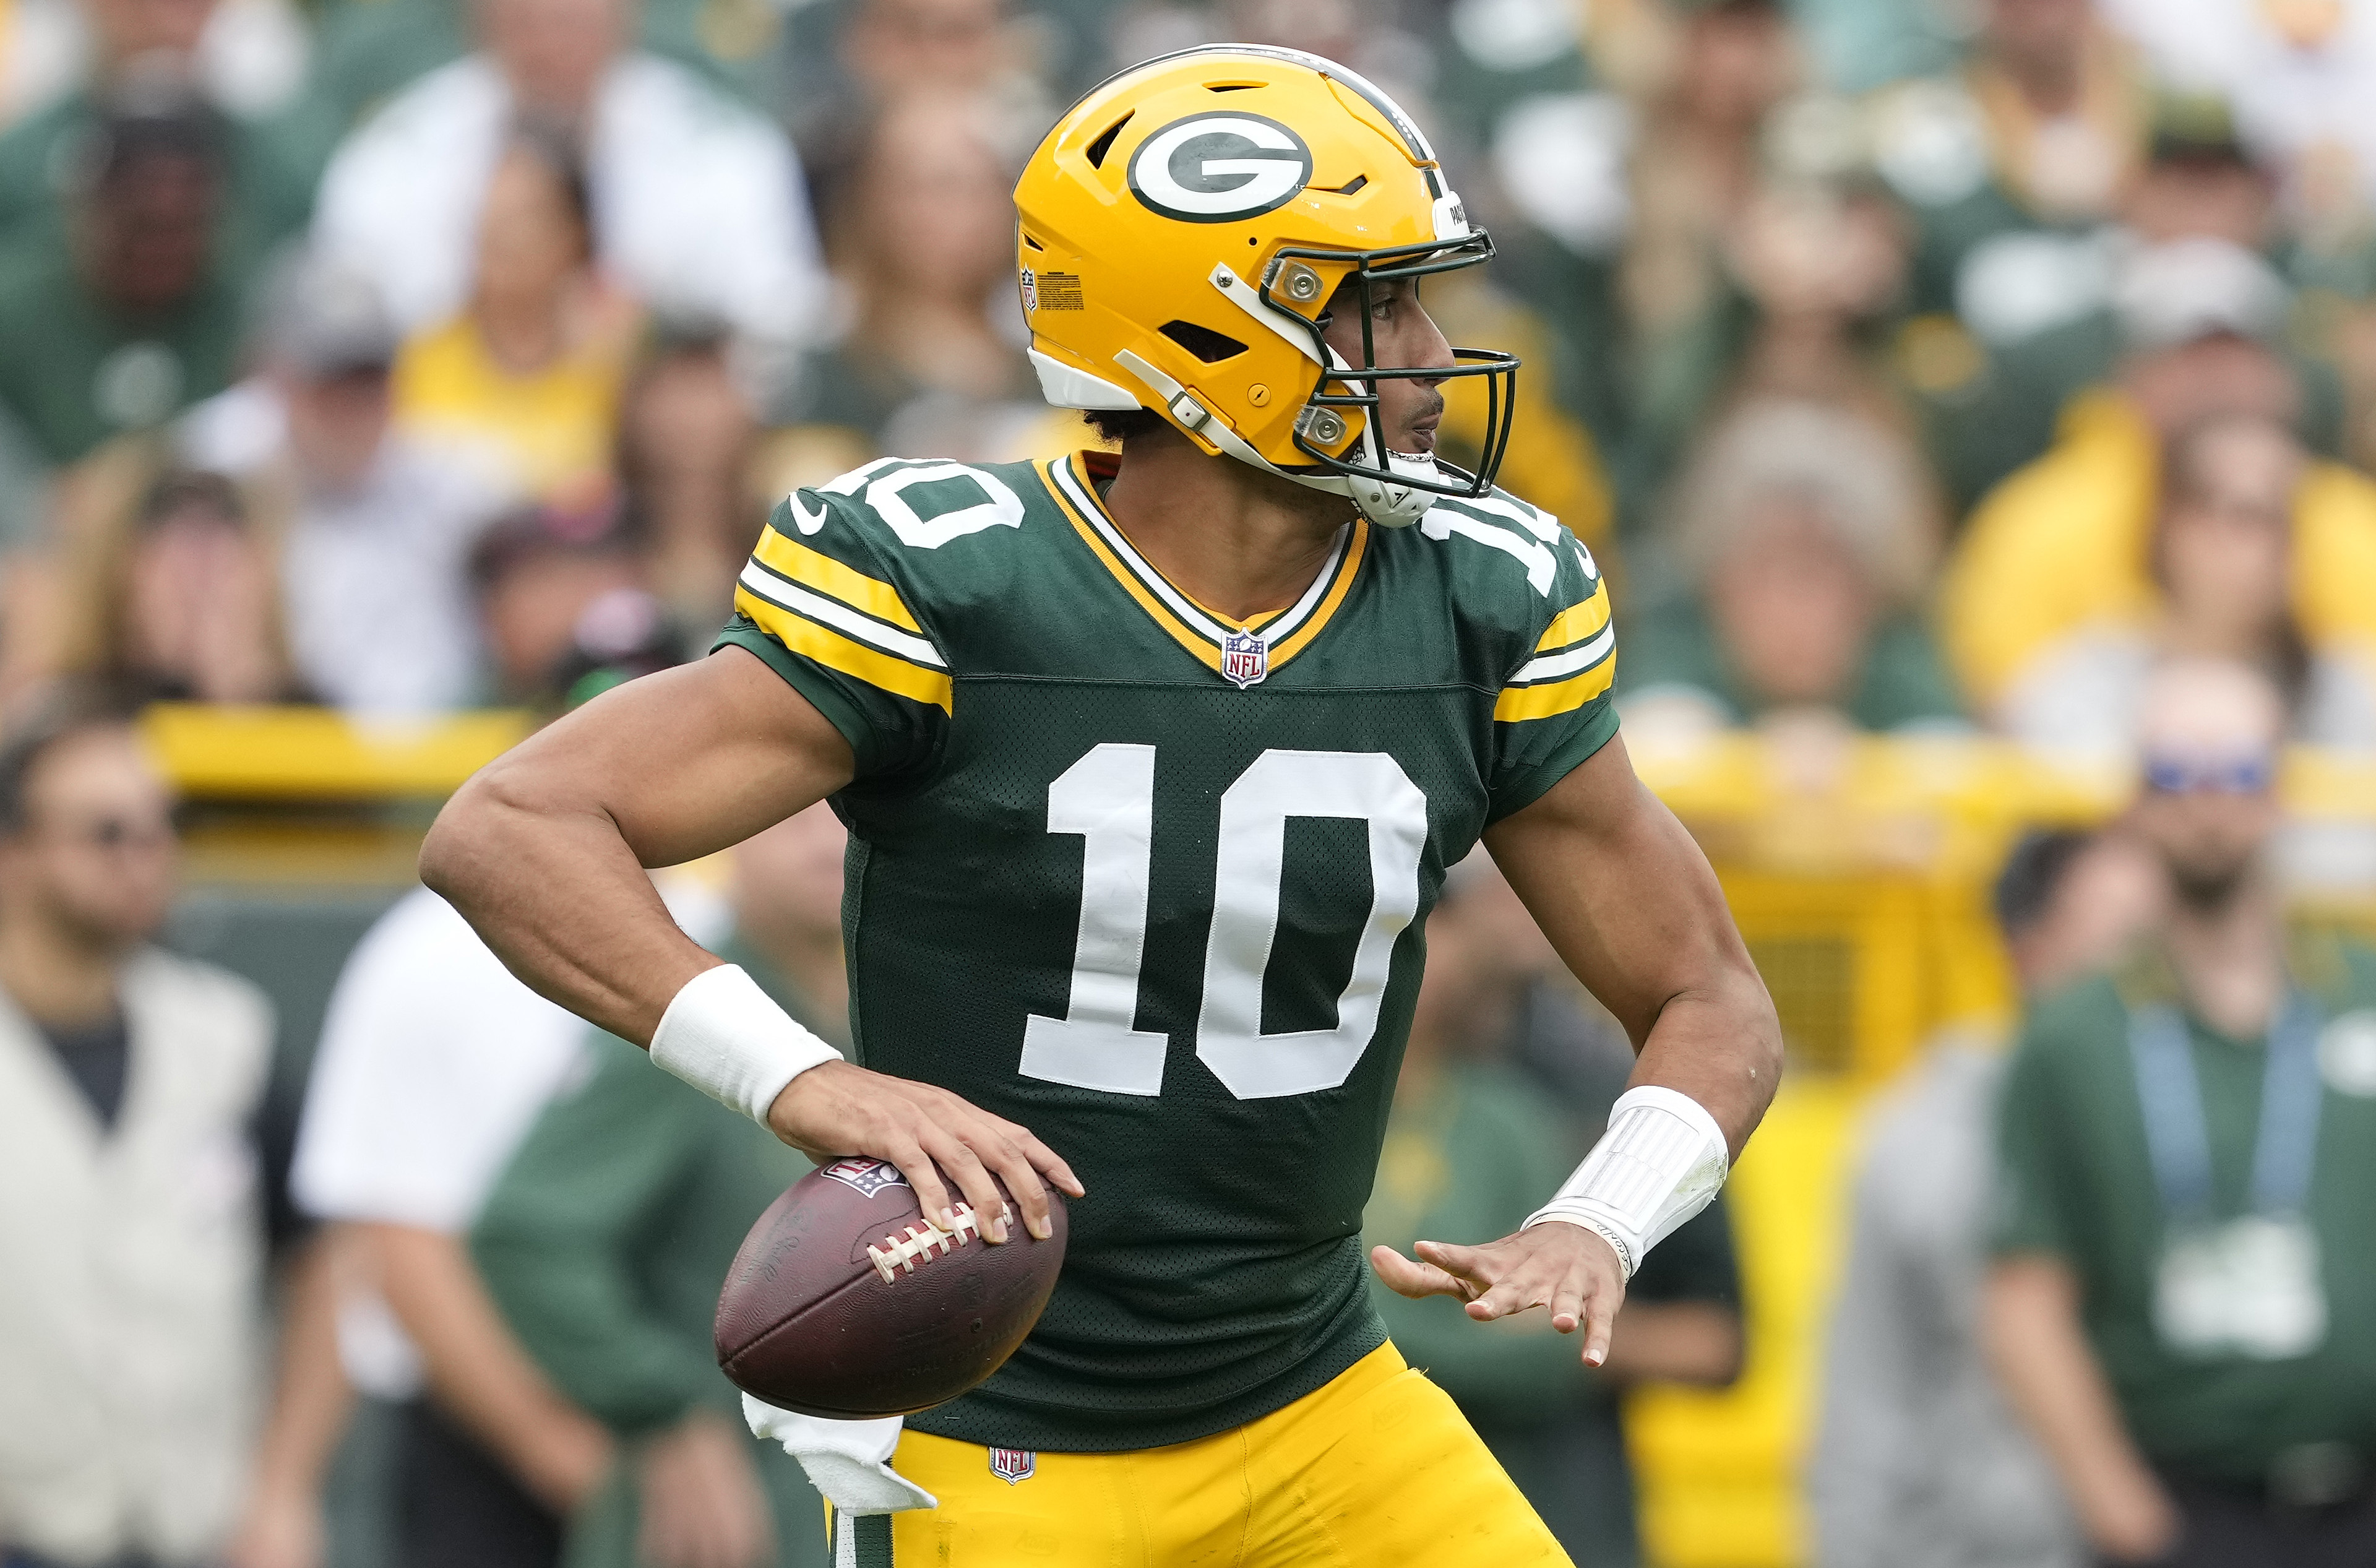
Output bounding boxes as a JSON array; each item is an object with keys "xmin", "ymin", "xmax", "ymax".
[
  {"xmin": 142, "ymin": 704, "xmax": 532, "ymax": 799},
  {"xmin": 137, "ymin": 708, "xmax": 2376, "ymax": 1568}
]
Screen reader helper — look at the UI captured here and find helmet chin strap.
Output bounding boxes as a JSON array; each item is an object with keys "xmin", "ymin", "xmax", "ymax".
[{"xmin": 1111, "ymin": 350, "xmax": 1444, "ymax": 528}]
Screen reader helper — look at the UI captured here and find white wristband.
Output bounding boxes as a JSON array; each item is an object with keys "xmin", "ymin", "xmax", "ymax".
[
  {"xmin": 1523, "ymin": 1085, "xmax": 1730, "ymax": 1282},
  {"xmin": 650, "ymin": 963, "xmax": 842, "ymax": 1124}
]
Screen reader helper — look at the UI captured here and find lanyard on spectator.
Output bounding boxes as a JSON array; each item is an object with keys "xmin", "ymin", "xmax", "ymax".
[{"xmin": 2127, "ymin": 993, "xmax": 2325, "ymax": 1221}]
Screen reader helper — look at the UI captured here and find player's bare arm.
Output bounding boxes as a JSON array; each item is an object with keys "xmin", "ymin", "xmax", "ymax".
[
  {"xmin": 418, "ymin": 651, "xmax": 1082, "ymax": 1241},
  {"xmin": 1371, "ymin": 736, "xmax": 1781, "ymax": 1366}
]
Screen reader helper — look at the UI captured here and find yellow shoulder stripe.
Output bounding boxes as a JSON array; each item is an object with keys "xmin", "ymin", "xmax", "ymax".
[
  {"xmin": 1494, "ymin": 656, "xmax": 1616, "ymax": 723},
  {"xmin": 735, "ymin": 586, "xmax": 953, "ymax": 712},
  {"xmin": 752, "ymin": 527, "xmax": 921, "ymax": 634},
  {"xmin": 1536, "ymin": 585, "xmax": 1610, "ymax": 652}
]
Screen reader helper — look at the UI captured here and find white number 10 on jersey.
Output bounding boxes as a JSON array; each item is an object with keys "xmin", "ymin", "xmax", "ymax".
[{"xmin": 1018, "ymin": 744, "xmax": 1429, "ymax": 1100}]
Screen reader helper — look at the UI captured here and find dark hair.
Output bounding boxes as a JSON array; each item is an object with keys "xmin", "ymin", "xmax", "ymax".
[
  {"xmin": 80, "ymin": 84, "xmax": 226, "ymax": 196},
  {"xmin": 1992, "ymin": 829, "xmax": 2093, "ymax": 941},
  {"xmin": 136, "ymin": 469, "xmax": 244, "ymax": 533},
  {"xmin": 1084, "ymin": 407, "xmax": 1163, "ymax": 444},
  {"xmin": 0, "ymin": 682, "xmax": 144, "ymax": 837},
  {"xmin": 467, "ymin": 498, "xmax": 641, "ymax": 597},
  {"xmin": 501, "ymin": 114, "xmax": 595, "ymax": 242}
]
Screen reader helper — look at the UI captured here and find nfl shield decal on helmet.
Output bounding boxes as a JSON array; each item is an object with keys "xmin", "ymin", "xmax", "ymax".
[
  {"xmin": 819, "ymin": 1158, "xmax": 910, "ymax": 1198},
  {"xmin": 1020, "ymin": 267, "xmax": 1039, "ymax": 313},
  {"xmin": 1221, "ymin": 629, "xmax": 1268, "ymax": 689},
  {"xmin": 989, "ymin": 1447, "xmax": 1036, "ymax": 1484}
]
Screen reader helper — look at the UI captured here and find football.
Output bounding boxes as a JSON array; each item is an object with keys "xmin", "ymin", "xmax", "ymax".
[{"xmin": 715, "ymin": 1156, "xmax": 1068, "ymax": 1417}]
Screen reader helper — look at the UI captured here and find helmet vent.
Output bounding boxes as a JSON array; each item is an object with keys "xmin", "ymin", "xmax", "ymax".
[
  {"xmin": 1158, "ymin": 321, "xmax": 1250, "ymax": 363},
  {"xmin": 1205, "ymin": 82, "xmax": 1259, "ymax": 91},
  {"xmin": 1084, "ymin": 112, "xmax": 1133, "ymax": 170},
  {"xmin": 1318, "ymin": 174, "xmax": 1368, "ymax": 196}
]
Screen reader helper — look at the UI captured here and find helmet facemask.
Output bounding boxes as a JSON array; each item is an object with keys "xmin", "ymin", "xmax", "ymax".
[{"xmin": 1254, "ymin": 233, "xmax": 1518, "ymax": 528}]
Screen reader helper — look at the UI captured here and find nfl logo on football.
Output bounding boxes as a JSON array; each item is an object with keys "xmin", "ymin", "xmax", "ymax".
[
  {"xmin": 989, "ymin": 1447, "xmax": 1036, "ymax": 1485},
  {"xmin": 819, "ymin": 1157, "xmax": 908, "ymax": 1198},
  {"xmin": 1221, "ymin": 629, "xmax": 1268, "ymax": 689},
  {"xmin": 1020, "ymin": 268, "xmax": 1039, "ymax": 314}
]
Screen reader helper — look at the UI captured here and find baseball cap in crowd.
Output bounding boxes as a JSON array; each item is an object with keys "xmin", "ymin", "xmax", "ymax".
[
  {"xmin": 2111, "ymin": 236, "xmax": 2290, "ymax": 352},
  {"xmin": 257, "ymin": 249, "xmax": 400, "ymax": 379}
]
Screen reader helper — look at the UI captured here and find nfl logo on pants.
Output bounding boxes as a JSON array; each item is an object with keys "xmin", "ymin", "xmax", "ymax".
[
  {"xmin": 989, "ymin": 1446, "xmax": 1036, "ymax": 1484},
  {"xmin": 1221, "ymin": 629, "xmax": 1268, "ymax": 689}
]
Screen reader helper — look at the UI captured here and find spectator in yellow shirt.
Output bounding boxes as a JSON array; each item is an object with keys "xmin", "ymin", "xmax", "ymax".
[
  {"xmin": 1940, "ymin": 255, "xmax": 2376, "ymax": 725},
  {"xmin": 391, "ymin": 122, "xmax": 638, "ymax": 507}
]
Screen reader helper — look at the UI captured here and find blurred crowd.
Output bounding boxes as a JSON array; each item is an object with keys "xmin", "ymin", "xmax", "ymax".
[
  {"xmin": 5, "ymin": 1, "xmax": 2376, "ymax": 1568},
  {"xmin": 0, "ymin": 0, "xmax": 2367, "ymax": 757}
]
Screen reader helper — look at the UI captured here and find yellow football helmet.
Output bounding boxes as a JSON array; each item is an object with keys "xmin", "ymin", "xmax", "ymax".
[{"xmin": 1012, "ymin": 44, "xmax": 1518, "ymax": 527}]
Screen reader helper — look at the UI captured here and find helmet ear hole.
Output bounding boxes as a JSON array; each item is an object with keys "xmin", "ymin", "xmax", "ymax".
[
  {"xmin": 1158, "ymin": 321, "xmax": 1250, "ymax": 363},
  {"xmin": 1084, "ymin": 113, "xmax": 1133, "ymax": 170}
]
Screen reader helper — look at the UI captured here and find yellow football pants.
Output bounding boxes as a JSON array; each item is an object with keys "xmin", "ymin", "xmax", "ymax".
[{"xmin": 827, "ymin": 1342, "xmax": 1571, "ymax": 1566}]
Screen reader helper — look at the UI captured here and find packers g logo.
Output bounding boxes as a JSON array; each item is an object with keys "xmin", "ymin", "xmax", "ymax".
[{"xmin": 1127, "ymin": 113, "xmax": 1314, "ymax": 223}]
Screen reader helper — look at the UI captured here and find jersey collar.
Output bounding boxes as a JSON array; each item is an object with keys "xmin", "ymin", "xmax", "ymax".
[{"xmin": 1042, "ymin": 451, "xmax": 1367, "ymax": 683}]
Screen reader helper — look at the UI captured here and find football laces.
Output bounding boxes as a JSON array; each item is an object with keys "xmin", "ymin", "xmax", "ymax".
[{"xmin": 865, "ymin": 1205, "xmax": 984, "ymax": 1283}]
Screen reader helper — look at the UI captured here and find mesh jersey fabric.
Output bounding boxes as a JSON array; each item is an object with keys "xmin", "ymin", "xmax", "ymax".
[{"xmin": 714, "ymin": 450, "xmax": 1617, "ymax": 1451}]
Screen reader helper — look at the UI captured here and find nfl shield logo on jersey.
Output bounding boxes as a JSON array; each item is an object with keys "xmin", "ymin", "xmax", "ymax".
[
  {"xmin": 819, "ymin": 1158, "xmax": 909, "ymax": 1198},
  {"xmin": 1220, "ymin": 629, "xmax": 1268, "ymax": 689},
  {"xmin": 989, "ymin": 1447, "xmax": 1036, "ymax": 1485}
]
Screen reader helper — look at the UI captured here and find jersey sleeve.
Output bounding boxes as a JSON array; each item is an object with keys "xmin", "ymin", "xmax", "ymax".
[
  {"xmin": 713, "ymin": 484, "xmax": 952, "ymax": 780},
  {"xmin": 1486, "ymin": 528, "xmax": 1619, "ymax": 821}
]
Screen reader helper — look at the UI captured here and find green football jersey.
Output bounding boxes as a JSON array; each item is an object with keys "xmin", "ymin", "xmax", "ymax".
[{"xmin": 716, "ymin": 450, "xmax": 1616, "ymax": 1452}]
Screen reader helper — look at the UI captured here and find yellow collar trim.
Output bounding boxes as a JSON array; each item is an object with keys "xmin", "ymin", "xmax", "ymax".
[{"xmin": 1042, "ymin": 452, "xmax": 1367, "ymax": 679}]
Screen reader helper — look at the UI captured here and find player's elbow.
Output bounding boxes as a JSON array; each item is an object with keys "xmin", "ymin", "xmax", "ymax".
[{"xmin": 420, "ymin": 758, "xmax": 534, "ymax": 909}]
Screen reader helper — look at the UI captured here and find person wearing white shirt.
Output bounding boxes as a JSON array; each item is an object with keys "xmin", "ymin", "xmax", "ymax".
[
  {"xmin": 179, "ymin": 253, "xmax": 506, "ymax": 716},
  {"xmin": 290, "ymin": 872, "xmax": 725, "ymax": 1568},
  {"xmin": 310, "ymin": 0, "xmax": 827, "ymax": 358}
]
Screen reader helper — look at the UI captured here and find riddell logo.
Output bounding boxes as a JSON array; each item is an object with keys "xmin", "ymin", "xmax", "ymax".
[{"xmin": 820, "ymin": 1158, "xmax": 910, "ymax": 1198}]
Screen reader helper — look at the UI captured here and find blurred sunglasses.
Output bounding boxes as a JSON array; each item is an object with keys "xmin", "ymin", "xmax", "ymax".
[
  {"xmin": 39, "ymin": 812, "xmax": 177, "ymax": 851},
  {"xmin": 2141, "ymin": 754, "xmax": 2275, "ymax": 796}
]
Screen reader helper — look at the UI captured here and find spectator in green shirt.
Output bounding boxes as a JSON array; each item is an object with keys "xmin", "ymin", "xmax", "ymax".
[
  {"xmin": 0, "ymin": 87, "xmax": 248, "ymax": 465},
  {"xmin": 470, "ymin": 801, "xmax": 852, "ymax": 1568},
  {"xmin": 1364, "ymin": 852, "xmax": 1743, "ymax": 1568},
  {"xmin": 1619, "ymin": 398, "xmax": 1964, "ymax": 738},
  {"xmin": 1986, "ymin": 655, "xmax": 2376, "ymax": 1567},
  {"xmin": 0, "ymin": 0, "xmax": 317, "ymax": 270}
]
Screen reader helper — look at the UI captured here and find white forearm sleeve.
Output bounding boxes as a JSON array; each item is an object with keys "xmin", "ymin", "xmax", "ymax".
[
  {"xmin": 649, "ymin": 963, "xmax": 842, "ymax": 1124},
  {"xmin": 1523, "ymin": 1085, "xmax": 1731, "ymax": 1281}
]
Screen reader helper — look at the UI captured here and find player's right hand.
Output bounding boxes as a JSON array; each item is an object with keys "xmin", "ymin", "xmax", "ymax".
[{"xmin": 765, "ymin": 1061, "xmax": 1084, "ymax": 1244}]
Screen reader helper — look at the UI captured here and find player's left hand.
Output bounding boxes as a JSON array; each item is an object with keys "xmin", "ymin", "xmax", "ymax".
[{"xmin": 1369, "ymin": 1221, "xmax": 1627, "ymax": 1367}]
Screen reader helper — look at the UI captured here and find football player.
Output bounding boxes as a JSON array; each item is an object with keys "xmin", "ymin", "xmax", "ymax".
[{"xmin": 424, "ymin": 45, "xmax": 1783, "ymax": 1566}]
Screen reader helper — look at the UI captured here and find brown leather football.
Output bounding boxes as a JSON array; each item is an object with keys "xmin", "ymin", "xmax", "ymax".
[{"xmin": 715, "ymin": 1156, "xmax": 1067, "ymax": 1417}]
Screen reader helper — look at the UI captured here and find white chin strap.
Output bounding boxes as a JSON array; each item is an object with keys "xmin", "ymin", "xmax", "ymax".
[{"xmin": 1106, "ymin": 350, "xmax": 1441, "ymax": 528}]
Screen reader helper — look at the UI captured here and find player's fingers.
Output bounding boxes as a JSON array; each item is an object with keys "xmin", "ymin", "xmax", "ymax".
[
  {"xmin": 952, "ymin": 1116, "xmax": 1052, "ymax": 1241},
  {"xmin": 919, "ymin": 1090, "xmax": 1085, "ymax": 1204},
  {"xmin": 1547, "ymin": 1270, "xmax": 1587, "ymax": 1335},
  {"xmin": 1464, "ymin": 1254, "xmax": 1560, "ymax": 1321},
  {"xmin": 878, "ymin": 1131, "xmax": 952, "ymax": 1234},
  {"xmin": 1368, "ymin": 1243, "xmax": 1474, "ymax": 1300},
  {"xmin": 1009, "ymin": 1124, "xmax": 1085, "ymax": 1202},
  {"xmin": 913, "ymin": 1122, "xmax": 1009, "ymax": 1241},
  {"xmin": 1580, "ymin": 1278, "xmax": 1621, "ymax": 1368},
  {"xmin": 1412, "ymin": 1238, "xmax": 1499, "ymax": 1291}
]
